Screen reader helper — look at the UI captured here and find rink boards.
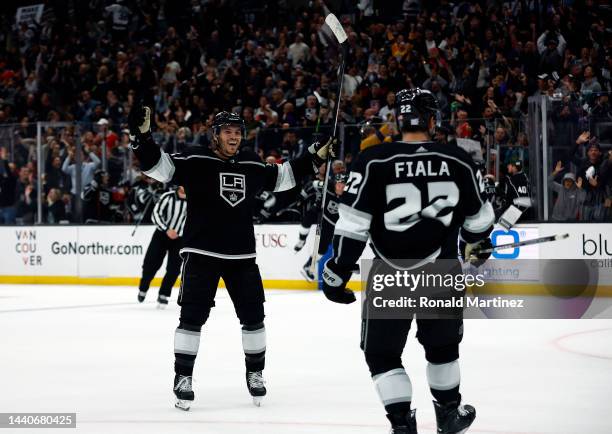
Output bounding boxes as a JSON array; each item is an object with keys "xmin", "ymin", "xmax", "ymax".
[{"xmin": 0, "ymin": 223, "xmax": 611, "ymax": 294}]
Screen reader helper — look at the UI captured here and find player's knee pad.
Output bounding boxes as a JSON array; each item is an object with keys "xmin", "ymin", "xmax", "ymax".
[
  {"xmin": 364, "ymin": 351, "xmax": 404, "ymax": 377},
  {"xmin": 235, "ymin": 302, "xmax": 265, "ymax": 326},
  {"xmin": 179, "ymin": 304, "xmax": 211, "ymax": 327},
  {"xmin": 423, "ymin": 344, "xmax": 459, "ymax": 364}
]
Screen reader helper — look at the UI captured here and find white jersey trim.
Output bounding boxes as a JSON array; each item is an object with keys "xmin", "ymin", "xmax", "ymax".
[
  {"xmin": 371, "ymin": 241, "xmax": 441, "ymax": 270},
  {"xmin": 334, "ymin": 203, "xmax": 371, "ymax": 242},
  {"xmin": 144, "ymin": 151, "xmax": 175, "ymax": 183},
  {"xmin": 172, "ymin": 154, "xmax": 224, "ymax": 162},
  {"xmin": 273, "ymin": 161, "xmax": 296, "ymax": 192},
  {"xmin": 463, "ymin": 201, "xmax": 495, "ymax": 233},
  {"xmin": 180, "ymin": 247, "xmax": 257, "ymax": 260}
]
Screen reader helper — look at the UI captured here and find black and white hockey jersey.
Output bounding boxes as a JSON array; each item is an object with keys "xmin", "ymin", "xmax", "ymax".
[
  {"xmin": 332, "ymin": 141, "xmax": 495, "ymax": 269},
  {"xmin": 132, "ymin": 134, "xmax": 316, "ymax": 259},
  {"xmin": 151, "ymin": 189, "xmax": 187, "ymax": 236},
  {"xmin": 500, "ymin": 171, "xmax": 531, "ymax": 208}
]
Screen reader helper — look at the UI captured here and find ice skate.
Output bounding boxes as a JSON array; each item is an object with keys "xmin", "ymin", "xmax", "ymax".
[
  {"xmin": 386, "ymin": 409, "xmax": 417, "ymax": 433},
  {"xmin": 433, "ymin": 400, "xmax": 475, "ymax": 434},
  {"xmin": 137, "ymin": 290, "xmax": 147, "ymax": 303},
  {"xmin": 300, "ymin": 263, "xmax": 315, "ymax": 282},
  {"xmin": 173, "ymin": 375, "xmax": 194, "ymax": 410},
  {"xmin": 246, "ymin": 370, "xmax": 266, "ymax": 406},
  {"xmin": 157, "ymin": 294, "xmax": 168, "ymax": 309}
]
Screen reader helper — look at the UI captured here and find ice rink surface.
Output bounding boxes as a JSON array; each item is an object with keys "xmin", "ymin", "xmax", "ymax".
[{"xmin": 1, "ymin": 284, "xmax": 611, "ymax": 434}]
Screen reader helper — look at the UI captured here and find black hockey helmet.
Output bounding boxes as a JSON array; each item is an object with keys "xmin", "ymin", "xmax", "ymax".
[
  {"xmin": 359, "ymin": 115, "xmax": 383, "ymax": 137},
  {"xmin": 212, "ymin": 111, "xmax": 246, "ymax": 137},
  {"xmin": 395, "ymin": 88, "xmax": 441, "ymax": 134},
  {"xmin": 334, "ymin": 172, "xmax": 349, "ymax": 184},
  {"xmin": 93, "ymin": 169, "xmax": 109, "ymax": 184}
]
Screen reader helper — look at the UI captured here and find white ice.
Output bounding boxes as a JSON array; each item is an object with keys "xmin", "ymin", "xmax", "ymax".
[{"xmin": 1, "ymin": 284, "xmax": 611, "ymax": 434}]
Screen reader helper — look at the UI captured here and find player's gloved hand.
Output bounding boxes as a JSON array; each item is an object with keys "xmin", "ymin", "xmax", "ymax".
[
  {"xmin": 128, "ymin": 104, "xmax": 151, "ymax": 140},
  {"xmin": 460, "ymin": 237, "xmax": 493, "ymax": 267},
  {"xmin": 322, "ymin": 259, "xmax": 356, "ymax": 304},
  {"xmin": 308, "ymin": 136, "xmax": 339, "ymax": 167}
]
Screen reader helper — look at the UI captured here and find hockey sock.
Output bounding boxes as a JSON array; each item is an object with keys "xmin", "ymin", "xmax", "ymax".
[
  {"xmin": 174, "ymin": 322, "xmax": 201, "ymax": 376},
  {"xmin": 298, "ymin": 225, "xmax": 310, "ymax": 241},
  {"xmin": 242, "ymin": 322, "xmax": 266, "ymax": 371},
  {"xmin": 426, "ymin": 360, "xmax": 461, "ymax": 405},
  {"xmin": 373, "ymin": 368, "xmax": 412, "ymax": 414}
]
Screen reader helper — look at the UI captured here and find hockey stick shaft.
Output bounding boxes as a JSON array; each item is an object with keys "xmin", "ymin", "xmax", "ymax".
[
  {"xmin": 131, "ymin": 194, "xmax": 155, "ymax": 237},
  {"xmin": 474, "ymin": 233, "xmax": 569, "ymax": 254},
  {"xmin": 310, "ymin": 43, "xmax": 347, "ymax": 274}
]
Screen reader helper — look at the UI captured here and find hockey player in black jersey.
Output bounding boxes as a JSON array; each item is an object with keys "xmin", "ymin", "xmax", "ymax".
[
  {"xmin": 137, "ymin": 186, "xmax": 187, "ymax": 308},
  {"xmin": 82, "ymin": 170, "xmax": 121, "ymax": 222},
  {"xmin": 299, "ymin": 172, "xmax": 348, "ymax": 281},
  {"xmin": 322, "ymin": 89, "xmax": 495, "ymax": 434},
  {"xmin": 128, "ymin": 106, "xmax": 335, "ymax": 409},
  {"xmin": 499, "ymin": 160, "xmax": 532, "ymax": 220}
]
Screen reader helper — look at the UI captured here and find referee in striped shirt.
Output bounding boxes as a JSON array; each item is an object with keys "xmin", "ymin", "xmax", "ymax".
[{"xmin": 138, "ymin": 186, "xmax": 187, "ymax": 308}]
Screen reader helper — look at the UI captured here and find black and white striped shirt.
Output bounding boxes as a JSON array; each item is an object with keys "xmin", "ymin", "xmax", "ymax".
[{"xmin": 151, "ymin": 189, "xmax": 187, "ymax": 237}]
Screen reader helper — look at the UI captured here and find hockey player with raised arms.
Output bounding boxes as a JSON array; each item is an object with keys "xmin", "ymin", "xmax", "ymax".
[
  {"xmin": 322, "ymin": 89, "xmax": 495, "ymax": 433},
  {"xmin": 128, "ymin": 105, "xmax": 336, "ymax": 409}
]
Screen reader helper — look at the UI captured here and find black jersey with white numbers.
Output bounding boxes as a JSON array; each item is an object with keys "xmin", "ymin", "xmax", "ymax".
[
  {"xmin": 132, "ymin": 134, "xmax": 316, "ymax": 259},
  {"xmin": 332, "ymin": 140, "xmax": 495, "ymax": 268}
]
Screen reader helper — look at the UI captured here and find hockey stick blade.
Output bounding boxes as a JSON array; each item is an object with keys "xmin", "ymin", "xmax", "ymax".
[
  {"xmin": 475, "ymin": 233, "xmax": 569, "ymax": 254},
  {"xmin": 325, "ymin": 13, "xmax": 347, "ymax": 44}
]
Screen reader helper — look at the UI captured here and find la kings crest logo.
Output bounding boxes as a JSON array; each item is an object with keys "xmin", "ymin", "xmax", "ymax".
[
  {"xmin": 219, "ymin": 173, "xmax": 246, "ymax": 207},
  {"xmin": 327, "ymin": 199, "xmax": 339, "ymax": 215}
]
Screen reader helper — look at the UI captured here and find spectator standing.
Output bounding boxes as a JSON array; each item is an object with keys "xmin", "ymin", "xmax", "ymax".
[
  {"xmin": 575, "ymin": 141, "xmax": 606, "ymax": 221},
  {"xmin": 62, "ymin": 146, "xmax": 101, "ymax": 196},
  {"xmin": 288, "ymin": 33, "xmax": 310, "ymax": 67},
  {"xmin": 44, "ymin": 188, "xmax": 67, "ymax": 223},
  {"xmin": 0, "ymin": 148, "xmax": 17, "ymax": 224},
  {"xmin": 549, "ymin": 161, "xmax": 585, "ymax": 221}
]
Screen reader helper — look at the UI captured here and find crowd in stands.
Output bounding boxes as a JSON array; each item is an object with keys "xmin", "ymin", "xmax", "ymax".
[{"xmin": 0, "ymin": 0, "xmax": 611, "ymax": 224}]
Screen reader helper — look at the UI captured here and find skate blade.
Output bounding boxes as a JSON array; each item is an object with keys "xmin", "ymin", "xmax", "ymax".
[
  {"xmin": 252, "ymin": 396, "xmax": 263, "ymax": 407},
  {"xmin": 300, "ymin": 269, "xmax": 314, "ymax": 282},
  {"xmin": 157, "ymin": 303, "xmax": 168, "ymax": 310},
  {"xmin": 175, "ymin": 399, "xmax": 192, "ymax": 411}
]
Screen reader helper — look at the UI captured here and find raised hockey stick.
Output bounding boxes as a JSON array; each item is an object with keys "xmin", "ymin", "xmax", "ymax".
[
  {"xmin": 473, "ymin": 233, "xmax": 569, "ymax": 254},
  {"xmin": 309, "ymin": 10, "xmax": 348, "ymax": 277}
]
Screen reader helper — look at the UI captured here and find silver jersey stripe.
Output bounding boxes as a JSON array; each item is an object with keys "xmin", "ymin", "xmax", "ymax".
[
  {"xmin": 273, "ymin": 161, "xmax": 296, "ymax": 192},
  {"xmin": 172, "ymin": 154, "xmax": 224, "ymax": 162},
  {"xmin": 371, "ymin": 241, "xmax": 441, "ymax": 270},
  {"xmin": 144, "ymin": 151, "xmax": 175, "ymax": 183},
  {"xmin": 463, "ymin": 201, "xmax": 494, "ymax": 233},
  {"xmin": 334, "ymin": 203, "xmax": 372, "ymax": 242},
  {"xmin": 180, "ymin": 247, "xmax": 257, "ymax": 260}
]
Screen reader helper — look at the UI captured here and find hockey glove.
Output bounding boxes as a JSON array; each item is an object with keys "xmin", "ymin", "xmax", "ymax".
[
  {"xmin": 460, "ymin": 237, "xmax": 493, "ymax": 267},
  {"xmin": 308, "ymin": 136, "xmax": 339, "ymax": 167},
  {"xmin": 322, "ymin": 259, "xmax": 356, "ymax": 304},
  {"xmin": 128, "ymin": 104, "xmax": 151, "ymax": 141}
]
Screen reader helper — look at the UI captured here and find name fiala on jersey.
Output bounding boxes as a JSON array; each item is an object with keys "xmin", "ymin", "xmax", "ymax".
[{"xmin": 394, "ymin": 160, "xmax": 450, "ymax": 178}]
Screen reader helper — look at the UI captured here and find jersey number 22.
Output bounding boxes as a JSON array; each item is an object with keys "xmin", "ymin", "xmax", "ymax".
[{"xmin": 384, "ymin": 182, "xmax": 459, "ymax": 232}]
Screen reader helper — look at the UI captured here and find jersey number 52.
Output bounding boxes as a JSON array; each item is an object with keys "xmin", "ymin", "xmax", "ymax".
[{"xmin": 384, "ymin": 182, "xmax": 459, "ymax": 232}]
